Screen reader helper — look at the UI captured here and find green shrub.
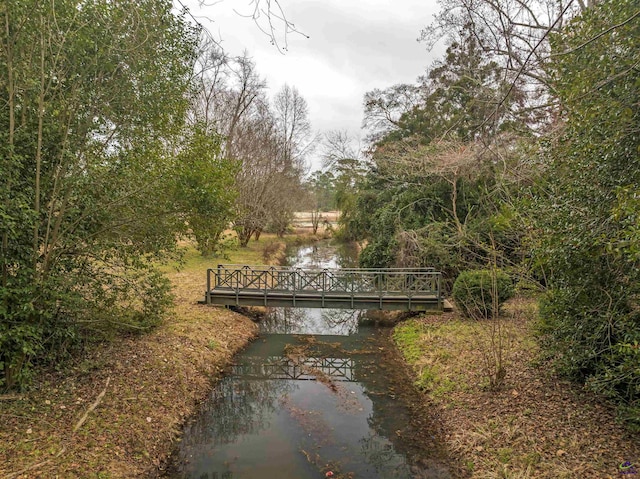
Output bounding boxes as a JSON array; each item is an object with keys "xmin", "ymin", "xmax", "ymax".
[
  {"xmin": 452, "ymin": 269, "xmax": 513, "ymax": 319},
  {"xmin": 538, "ymin": 287, "xmax": 640, "ymax": 431}
]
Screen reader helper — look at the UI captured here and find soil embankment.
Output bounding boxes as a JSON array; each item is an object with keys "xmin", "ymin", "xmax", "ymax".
[
  {"xmin": 393, "ymin": 298, "xmax": 640, "ymax": 478},
  {"xmin": 0, "ymin": 242, "xmax": 267, "ymax": 478}
]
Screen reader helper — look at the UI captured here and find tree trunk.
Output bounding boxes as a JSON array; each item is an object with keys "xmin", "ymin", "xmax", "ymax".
[
  {"xmin": 311, "ymin": 209, "xmax": 320, "ymax": 235},
  {"xmin": 237, "ymin": 227, "xmax": 253, "ymax": 247}
]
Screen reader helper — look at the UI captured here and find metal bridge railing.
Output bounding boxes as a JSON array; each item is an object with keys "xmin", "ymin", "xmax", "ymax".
[{"xmin": 206, "ymin": 264, "xmax": 442, "ymax": 308}]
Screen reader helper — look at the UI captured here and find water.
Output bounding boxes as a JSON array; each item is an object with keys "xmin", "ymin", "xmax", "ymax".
[{"xmin": 167, "ymin": 242, "xmax": 450, "ymax": 479}]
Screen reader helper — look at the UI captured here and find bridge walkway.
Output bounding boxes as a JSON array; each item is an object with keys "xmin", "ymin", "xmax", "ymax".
[{"xmin": 203, "ymin": 265, "xmax": 452, "ymax": 312}]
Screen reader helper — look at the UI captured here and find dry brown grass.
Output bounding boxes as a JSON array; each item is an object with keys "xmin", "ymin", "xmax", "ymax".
[
  {"xmin": 0, "ymin": 243, "xmax": 260, "ymax": 478},
  {"xmin": 394, "ymin": 298, "xmax": 640, "ymax": 479},
  {"xmin": 0, "ymin": 231, "xmax": 332, "ymax": 478}
]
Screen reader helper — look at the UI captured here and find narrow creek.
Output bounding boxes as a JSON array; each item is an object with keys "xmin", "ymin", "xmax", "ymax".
[{"xmin": 167, "ymin": 242, "xmax": 451, "ymax": 479}]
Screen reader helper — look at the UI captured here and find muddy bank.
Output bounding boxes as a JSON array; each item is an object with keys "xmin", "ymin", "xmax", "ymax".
[{"xmin": 0, "ymin": 261, "xmax": 258, "ymax": 478}]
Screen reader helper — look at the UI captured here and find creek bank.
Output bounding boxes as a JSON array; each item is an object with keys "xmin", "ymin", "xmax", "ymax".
[
  {"xmin": 0, "ymin": 241, "xmax": 268, "ymax": 478},
  {"xmin": 392, "ymin": 297, "xmax": 640, "ymax": 478},
  {"xmin": 166, "ymin": 239, "xmax": 454, "ymax": 478}
]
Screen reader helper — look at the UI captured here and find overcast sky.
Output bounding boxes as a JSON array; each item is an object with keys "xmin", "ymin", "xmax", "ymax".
[{"xmin": 177, "ymin": 0, "xmax": 444, "ymax": 169}]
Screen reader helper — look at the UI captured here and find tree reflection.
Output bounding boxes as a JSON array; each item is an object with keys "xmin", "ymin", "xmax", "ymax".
[
  {"xmin": 260, "ymin": 307, "xmax": 307, "ymax": 333},
  {"xmin": 286, "ymin": 244, "xmax": 343, "ymax": 269},
  {"xmin": 359, "ymin": 433, "xmax": 412, "ymax": 476},
  {"xmin": 332, "ymin": 242, "xmax": 360, "ymax": 268},
  {"xmin": 176, "ymin": 376, "xmax": 298, "ymax": 451},
  {"xmin": 260, "ymin": 307, "xmax": 364, "ymax": 335},
  {"xmin": 321, "ymin": 309, "xmax": 361, "ymax": 334}
]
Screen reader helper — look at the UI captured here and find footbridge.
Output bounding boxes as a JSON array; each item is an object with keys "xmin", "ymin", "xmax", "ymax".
[{"xmin": 203, "ymin": 265, "xmax": 451, "ymax": 312}]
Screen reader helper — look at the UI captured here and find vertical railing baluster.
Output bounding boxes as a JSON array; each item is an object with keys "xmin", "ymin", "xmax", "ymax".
[
  {"xmin": 235, "ymin": 269, "xmax": 240, "ymax": 305},
  {"xmin": 205, "ymin": 264, "xmax": 444, "ymax": 310},
  {"xmin": 292, "ymin": 270, "xmax": 297, "ymax": 307}
]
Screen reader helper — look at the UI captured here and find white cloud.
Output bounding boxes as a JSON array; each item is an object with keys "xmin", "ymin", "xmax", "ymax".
[{"xmin": 178, "ymin": 0, "xmax": 444, "ymax": 168}]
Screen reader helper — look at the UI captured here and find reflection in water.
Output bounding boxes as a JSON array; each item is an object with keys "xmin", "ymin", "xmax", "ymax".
[
  {"xmin": 171, "ymin": 334, "xmax": 417, "ymax": 478},
  {"xmin": 257, "ymin": 243, "xmax": 365, "ymax": 336},
  {"xmin": 168, "ymin": 242, "xmax": 450, "ymax": 479},
  {"xmin": 233, "ymin": 356, "xmax": 355, "ymax": 381},
  {"xmin": 260, "ymin": 307, "xmax": 363, "ymax": 335},
  {"xmin": 360, "ymin": 433, "xmax": 415, "ymax": 476},
  {"xmin": 285, "ymin": 243, "xmax": 360, "ymax": 270},
  {"xmin": 182, "ymin": 376, "xmax": 299, "ymax": 447}
]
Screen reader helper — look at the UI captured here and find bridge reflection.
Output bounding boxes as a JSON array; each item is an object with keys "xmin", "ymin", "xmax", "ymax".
[
  {"xmin": 259, "ymin": 307, "xmax": 362, "ymax": 335},
  {"xmin": 197, "ymin": 473, "xmax": 233, "ymax": 479},
  {"xmin": 171, "ymin": 330, "xmax": 449, "ymax": 479},
  {"xmin": 232, "ymin": 356, "xmax": 355, "ymax": 381}
]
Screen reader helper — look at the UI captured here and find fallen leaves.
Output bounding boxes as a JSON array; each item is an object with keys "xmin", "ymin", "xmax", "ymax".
[
  {"xmin": 395, "ymin": 297, "xmax": 640, "ymax": 478},
  {"xmin": 0, "ymin": 244, "xmax": 259, "ymax": 478}
]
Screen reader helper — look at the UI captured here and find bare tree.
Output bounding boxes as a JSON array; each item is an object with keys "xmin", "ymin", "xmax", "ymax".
[
  {"xmin": 188, "ymin": 42, "xmax": 314, "ymax": 246},
  {"xmin": 320, "ymin": 130, "xmax": 363, "ymax": 170},
  {"xmin": 269, "ymin": 84, "xmax": 315, "ymax": 235},
  {"xmin": 232, "ymin": 101, "xmax": 279, "ymax": 245},
  {"xmin": 183, "ymin": 0, "xmax": 309, "ymax": 53},
  {"xmin": 189, "ymin": 38, "xmax": 230, "ymax": 131},
  {"xmin": 419, "ymin": 0, "xmax": 592, "ymax": 133},
  {"xmin": 362, "ymin": 84, "xmax": 424, "ymax": 141},
  {"xmin": 422, "ymin": 0, "xmax": 588, "ymax": 81},
  {"xmin": 224, "ymin": 53, "xmax": 268, "ymax": 158},
  {"xmin": 273, "ymin": 84, "xmax": 313, "ymax": 169},
  {"xmin": 231, "ymin": 95, "xmax": 309, "ymax": 243},
  {"xmin": 186, "ymin": 45, "xmax": 270, "ymax": 245}
]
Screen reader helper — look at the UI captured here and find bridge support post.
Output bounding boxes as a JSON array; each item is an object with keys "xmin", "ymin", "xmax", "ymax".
[{"xmin": 206, "ymin": 268, "xmax": 212, "ymax": 305}]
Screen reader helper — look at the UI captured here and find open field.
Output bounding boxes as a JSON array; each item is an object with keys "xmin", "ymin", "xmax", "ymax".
[{"xmin": 292, "ymin": 210, "xmax": 340, "ymax": 230}]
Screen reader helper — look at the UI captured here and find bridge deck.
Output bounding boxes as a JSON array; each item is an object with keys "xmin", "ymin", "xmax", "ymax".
[{"xmin": 203, "ymin": 265, "xmax": 451, "ymax": 312}]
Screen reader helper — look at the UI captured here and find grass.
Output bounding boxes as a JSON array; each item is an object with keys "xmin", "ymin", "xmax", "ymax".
[
  {"xmin": 394, "ymin": 318, "xmax": 491, "ymax": 394},
  {"xmin": 0, "ymin": 234, "xmax": 287, "ymax": 478},
  {"xmin": 168, "ymin": 230, "xmax": 323, "ymax": 272},
  {"xmin": 393, "ymin": 298, "xmax": 640, "ymax": 478}
]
